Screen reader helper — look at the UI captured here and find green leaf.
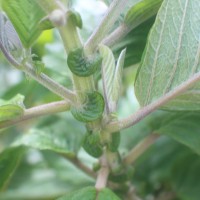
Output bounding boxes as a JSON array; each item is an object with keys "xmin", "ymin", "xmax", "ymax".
[
  {"xmin": 67, "ymin": 48, "xmax": 102, "ymax": 77},
  {"xmin": 57, "ymin": 187, "xmax": 121, "ymax": 200},
  {"xmin": 0, "ymin": 146, "xmax": 25, "ymax": 191},
  {"xmin": 2, "ymin": 0, "xmax": 47, "ymax": 48},
  {"xmin": 112, "ymin": 17, "xmax": 155, "ymax": 67},
  {"xmin": 13, "ymin": 128, "xmax": 78, "ymax": 157},
  {"xmin": 71, "ymin": 91, "xmax": 105, "ymax": 122},
  {"xmin": 82, "ymin": 132, "xmax": 103, "ymax": 158},
  {"xmin": 156, "ymin": 112, "xmax": 200, "ymax": 156},
  {"xmin": 57, "ymin": 186, "xmax": 96, "ymax": 200},
  {"xmin": 67, "ymin": 10, "xmax": 83, "ymax": 29},
  {"xmin": 135, "ymin": 0, "xmax": 200, "ymax": 110},
  {"xmin": 0, "ymin": 94, "xmax": 24, "ymax": 122},
  {"xmin": 97, "ymin": 188, "xmax": 121, "ymax": 200},
  {"xmin": 124, "ymin": 0, "xmax": 163, "ymax": 27},
  {"xmin": 100, "ymin": 45, "xmax": 125, "ymax": 113}
]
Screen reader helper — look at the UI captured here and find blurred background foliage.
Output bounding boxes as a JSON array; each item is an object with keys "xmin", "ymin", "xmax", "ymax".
[{"xmin": 0, "ymin": 0, "xmax": 200, "ymax": 200}]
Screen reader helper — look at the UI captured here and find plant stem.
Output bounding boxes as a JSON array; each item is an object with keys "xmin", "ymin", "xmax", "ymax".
[
  {"xmin": 23, "ymin": 63, "xmax": 76, "ymax": 103},
  {"xmin": 84, "ymin": 0, "xmax": 129, "ymax": 54},
  {"xmin": 95, "ymin": 154, "xmax": 110, "ymax": 190},
  {"xmin": 102, "ymin": 24, "xmax": 129, "ymax": 47},
  {"xmin": 105, "ymin": 71, "xmax": 200, "ymax": 133},
  {"xmin": 123, "ymin": 134, "xmax": 159, "ymax": 165},
  {"xmin": 65, "ymin": 156, "xmax": 96, "ymax": 179},
  {"xmin": 0, "ymin": 100, "xmax": 70, "ymax": 129}
]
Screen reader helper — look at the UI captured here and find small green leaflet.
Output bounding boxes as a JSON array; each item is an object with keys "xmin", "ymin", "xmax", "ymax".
[
  {"xmin": 57, "ymin": 186, "xmax": 121, "ymax": 200},
  {"xmin": 2, "ymin": 0, "xmax": 48, "ymax": 48},
  {"xmin": 100, "ymin": 45, "xmax": 125, "ymax": 113},
  {"xmin": 67, "ymin": 48, "xmax": 102, "ymax": 77},
  {"xmin": 0, "ymin": 94, "xmax": 24, "ymax": 122},
  {"xmin": 71, "ymin": 91, "xmax": 105, "ymax": 122},
  {"xmin": 135, "ymin": 0, "xmax": 200, "ymax": 111}
]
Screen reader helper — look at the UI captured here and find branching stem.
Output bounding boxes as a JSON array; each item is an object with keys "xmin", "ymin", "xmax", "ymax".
[
  {"xmin": 123, "ymin": 133, "xmax": 160, "ymax": 165},
  {"xmin": 106, "ymin": 71, "xmax": 200, "ymax": 133},
  {"xmin": 0, "ymin": 100, "xmax": 70, "ymax": 129},
  {"xmin": 84, "ymin": 0, "xmax": 129, "ymax": 54}
]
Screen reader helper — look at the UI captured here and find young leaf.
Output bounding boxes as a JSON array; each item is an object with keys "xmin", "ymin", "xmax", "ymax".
[
  {"xmin": 135, "ymin": 0, "xmax": 200, "ymax": 111},
  {"xmin": 67, "ymin": 48, "xmax": 102, "ymax": 77},
  {"xmin": 100, "ymin": 45, "xmax": 125, "ymax": 113},
  {"xmin": 71, "ymin": 91, "xmax": 105, "ymax": 122},
  {"xmin": 97, "ymin": 188, "xmax": 121, "ymax": 200},
  {"xmin": 0, "ymin": 94, "xmax": 24, "ymax": 122},
  {"xmin": 0, "ymin": 146, "xmax": 25, "ymax": 191},
  {"xmin": 2, "ymin": 0, "xmax": 47, "ymax": 48},
  {"xmin": 124, "ymin": 0, "xmax": 163, "ymax": 27},
  {"xmin": 82, "ymin": 132, "xmax": 103, "ymax": 158}
]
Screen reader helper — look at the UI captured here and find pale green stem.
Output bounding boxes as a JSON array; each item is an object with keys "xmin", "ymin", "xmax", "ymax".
[
  {"xmin": 84, "ymin": 0, "xmax": 129, "ymax": 54},
  {"xmin": 23, "ymin": 63, "xmax": 76, "ymax": 103},
  {"xmin": 123, "ymin": 134, "xmax": 159, "ymax": 165},
  {"xmin": 95, "ymin": 153, "xmax": 110, "ymax": 190},
  {"xmin": 105, "ymin": 70, "xmax": 200, "ymax": 133},
  {"xmin": 0, "ymin": 100, "xmax": 70, "ymax": 129}
]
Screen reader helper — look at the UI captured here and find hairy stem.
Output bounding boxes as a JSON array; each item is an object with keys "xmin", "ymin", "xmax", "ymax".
[
  {"xmin": 0, "ymin": 100, "xmax": 71, "ymax": 130},
  {"xmin": 95, "ymin": 154, "xmax": 110, "ymax": 190},
  {"xmin": 65, "ymin": 156, "xmax": 96, "ymax": 179},
  {"xmin": 23, "ymin": 63, "xmax": 76, "ymax": 103},
  {"xmin": 84, "ymin": 0, "xmax": 129, "ymax": 54},
  {"xmin": 123, "ymin": 134, "xmax": 160, "ymax": 165},
  {"xmin": 106, "ymin": 71, "xmax": 200, "ymax": 133}
]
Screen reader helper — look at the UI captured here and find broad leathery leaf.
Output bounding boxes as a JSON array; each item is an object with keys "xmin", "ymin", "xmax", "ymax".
[
  {"xmin": 12, "ymin": 129, "xmax": 76, "ymax": 157},
  {"xmin": 57, "ymin": 187, "xmax": 120, "ymax": 200},
  {"xmin": 2, "ymin": 0, "xmax": 47, "ymax": 48},
  {"xmin": 0, "ymin": 146, "xmax": 25, "ymax": 191},
  {"xmin": 124, "ymin": 0, "xmax": 163, "ymax": 27},
  {"xmin": 67, "ymin": 48, "xmax": 102, "ymax": 77},
  {"xmin": 100, "ymin": 45, "xmax": 125, "ymax": 113},
  {"xmin": 135, "ymin": 0, "xmax": 200, "ymax": 111},
  {"xmin": 57, "ymin": 186, "xmax": 96, "ymax": 200},
  {"xmin": 0, "ymin": 94, "xmax": 24, "ymax": 122},
  {"xmin": 71, "ymin": 91, "xmax": 105, "ymax": 122},
  {"xmin": 82, "ymin": 132, "xmax": 103, "ymax": 158}
]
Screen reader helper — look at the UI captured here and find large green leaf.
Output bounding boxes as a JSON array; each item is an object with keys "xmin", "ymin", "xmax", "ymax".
[
  {"xmin": 0, "ymin": 146, "xmax": 25, "ymax": 191},
  {"xmin": 156, "ymin": 112, "xmax": 200, "ymax": 155},
  {"xmin": 0, "ymin": 94, "xmax": 24, "ymax": 122},
  {"xmin": 135, "ymin": 0, "xmax": 200, "ymax": 110},
  {"xmin": 13, "ymin": 126, "xmax": 81, "ymax": 158},
  {"xmin": 57, "ymin": 187, "xmax": 120, "ymax": 200},
  {"xmin": 2, "ymin": 0, "xmax": 47, "ymax": 47}
]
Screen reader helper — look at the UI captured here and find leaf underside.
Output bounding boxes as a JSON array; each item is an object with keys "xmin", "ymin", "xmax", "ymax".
[
  {"xmin": 2, "ymin": 0, "xmax": 47, "ymax": 48},
  {"xmin": 135, "ymin": 0, "xmax": 200, "ymax": 111}
]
